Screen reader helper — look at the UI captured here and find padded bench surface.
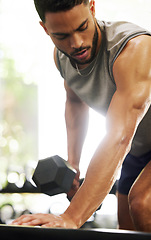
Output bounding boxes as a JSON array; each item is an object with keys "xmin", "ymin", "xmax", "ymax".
[{"xmin": 0, "ymin": 224, "xmax": 151, "ymax": 240}]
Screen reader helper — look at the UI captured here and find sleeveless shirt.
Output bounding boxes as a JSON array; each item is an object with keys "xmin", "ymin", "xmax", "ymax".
[{"xmin": 56, "ymin": 21, "xmax": 151, "ymax": 157}]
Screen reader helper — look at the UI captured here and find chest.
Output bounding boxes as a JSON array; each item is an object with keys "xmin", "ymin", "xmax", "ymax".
[{"xmin": 65, "ymin": 55, "xmax": 116, "ymax": 115}]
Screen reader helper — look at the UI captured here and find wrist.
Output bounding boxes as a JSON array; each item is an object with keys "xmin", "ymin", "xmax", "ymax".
[{"xmin": 60, "ymin": 212, "xmax": 79, "ymax": 229}]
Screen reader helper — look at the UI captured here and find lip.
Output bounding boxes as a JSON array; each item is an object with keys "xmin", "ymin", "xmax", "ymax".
[{"xmin": 72, "ymin": 49, "xmax": 89, "ymax": 61}]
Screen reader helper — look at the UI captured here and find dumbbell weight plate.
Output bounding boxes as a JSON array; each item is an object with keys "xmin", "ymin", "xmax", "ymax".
[{"xmin": 32, "ymin": 155, "xmax": 76, "ymax": 196}]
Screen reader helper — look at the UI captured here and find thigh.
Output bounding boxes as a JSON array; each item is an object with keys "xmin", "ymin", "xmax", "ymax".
[
  {"xmin": 128, "ymin": 160, "xmax": 151, "ymax": 231},
  {"xmin": 117, "ymin": 151, "xmax": 151, "ymax": 230},
  {"xmin": 129, "ymin": 160, "xmax": 151, "ymax": 198},
  {"xmin": 118, "ymin": 152, "xmax": 151, "ymax": 195}
]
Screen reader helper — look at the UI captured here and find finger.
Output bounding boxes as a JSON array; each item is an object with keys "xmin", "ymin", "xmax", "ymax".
[
  {"xmin": 23, "ymin": 214, "xmax": 56, "ymax": 226},
  {"xmin": 75, "ymin": 171, "xmax": 80, "ymax": 180},
  {"xmin": 12, "ymin": 216, "xmax": 33, "ymax": 225},
  {"xmin": 12, "ymin": 215, "xmax": 31, "ymax": 225},
  {"xmin": 12, "ymin": 215, "xmax": 28, "ymax": 223},
  {"xmin": 22, "ymin": 219, "xmax": 43, "ymax": 226},
  {"xmin": 72, "ymin": 179, "xmax": 80, "ymax": 189},
  {"xmin": 12, "ymin": 214, "xmax": 44, "ymax": 225}
]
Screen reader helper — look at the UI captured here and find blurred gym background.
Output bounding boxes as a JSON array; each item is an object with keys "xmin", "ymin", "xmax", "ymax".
[{"xmin": 0, "ymin": 0, "xmax": 150, "ymax": 227}]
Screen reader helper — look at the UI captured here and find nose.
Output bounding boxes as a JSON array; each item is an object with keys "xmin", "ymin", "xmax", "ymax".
[{"xmin": 70, "ymin": 33, "xmax": 84, "ymax": 50}]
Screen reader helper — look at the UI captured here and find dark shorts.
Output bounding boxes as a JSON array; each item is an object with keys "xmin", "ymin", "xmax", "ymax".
[{"xmin": 118, "ymin": 151, "xmax": 151, "ymax": 195}]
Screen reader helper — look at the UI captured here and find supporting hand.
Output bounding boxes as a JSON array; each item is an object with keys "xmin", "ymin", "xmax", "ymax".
[{"xmin": 12, "ymin": 213, "xmax": 78, "ymax": 229}]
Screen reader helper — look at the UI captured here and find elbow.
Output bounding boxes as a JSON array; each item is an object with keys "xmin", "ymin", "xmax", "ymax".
[
  {"xmin": 110, "ymin": 127, "xmax": 134, "ymax": 154},
  {"xmin": 119, "ymin": 135, "xmax": 132, "ymax": 152},
  {"xmin": 119, "ymin": 130, "xmax": 136, "ymax": 155},
  {"xmin": 120, "ymin": 131, "xmax": 132, "ymax": 145}
]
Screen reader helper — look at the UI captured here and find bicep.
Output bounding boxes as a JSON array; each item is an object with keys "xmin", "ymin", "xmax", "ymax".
[
  {"xmin": 109, "ymin": 36, "xmax": 151, "ymax": 139},
  {"xmin": 106, "ymin": 89, "xmax": 149, "ymax": 145}
]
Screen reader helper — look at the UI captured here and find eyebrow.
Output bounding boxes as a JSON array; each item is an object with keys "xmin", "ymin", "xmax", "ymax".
[{"xmin": 51, "ymin": 18, "xmax": 88, "ymax": 37}]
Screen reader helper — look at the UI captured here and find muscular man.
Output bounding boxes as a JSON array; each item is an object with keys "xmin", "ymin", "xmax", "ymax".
[{"xmin": 12, "ymin": 0, "xmax": 151, "ymax": 231}]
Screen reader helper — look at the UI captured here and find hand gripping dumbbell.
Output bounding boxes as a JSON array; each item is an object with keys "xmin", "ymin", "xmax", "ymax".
[{"xmin": 32, "ymin": 155, "xmax": 83, "ymax": 198}]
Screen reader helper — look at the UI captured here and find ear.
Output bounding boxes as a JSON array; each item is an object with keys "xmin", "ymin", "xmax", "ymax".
[
  {"xmin": 39, "ymin": 21, "xmax": 49, "ymax": 35},
  {"xmin": 89, "ymin": 0, "xmax": 95, "ymax": 17}
]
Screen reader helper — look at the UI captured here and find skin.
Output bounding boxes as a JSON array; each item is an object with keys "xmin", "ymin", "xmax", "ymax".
[
  {"xmin": 117, "ymin": 192, "xmax": 135, "ymax": 230},
  {"xmin": 12, "ymin": 1, "xmax": 151, "ymax": 230},
  {"xmin": 128, "ymin": 160, "xmax": 151, "ymax": 231}
]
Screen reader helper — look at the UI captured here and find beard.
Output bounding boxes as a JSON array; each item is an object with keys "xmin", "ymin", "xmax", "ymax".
[{"xmin": 57, "ymin": 22, "xmax": 99, "ymax": 66}]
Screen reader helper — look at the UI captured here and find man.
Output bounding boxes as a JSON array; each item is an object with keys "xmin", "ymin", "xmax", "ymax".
[{"xmin": 12, "ymin": 0, "xmax": 151, "ymax": 231}]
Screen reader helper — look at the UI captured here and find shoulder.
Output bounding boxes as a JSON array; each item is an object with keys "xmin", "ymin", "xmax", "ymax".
[
  {"xmin": 102, "ymin": 21, "xmax": 149, "ymax": 50},
  {"xmin": 116, "ymin": 34, "xmax": 151, "ymax": 64},
  {"xmin": 113, "ymin": 35, "xmax": 151, "ymax": 87},
  {"xmin": 53, "ymin": 47, "xmax": 65, "ymax": 78},
  {"xmin": 113, "ymin": 35, "xmax": 151, "ymax": 110}
]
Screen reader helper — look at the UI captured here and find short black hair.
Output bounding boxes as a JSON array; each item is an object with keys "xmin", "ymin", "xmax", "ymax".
[{"xmin": 34, "ymin": 0, "xmax": 89, "ymax": 22}]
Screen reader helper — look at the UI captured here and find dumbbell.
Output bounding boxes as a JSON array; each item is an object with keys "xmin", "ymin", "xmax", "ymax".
[{"xmin": 32, "ymin": 155, "xmax": 82, "ymax": 198}]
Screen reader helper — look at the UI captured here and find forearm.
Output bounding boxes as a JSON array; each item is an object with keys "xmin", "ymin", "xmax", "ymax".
[
  {"xmin": 64, "ymin": 131, "xmax": 132, "ymax": 228},
  {"xmin": 65, "ymin": 99, "xmax": 89, "ymax": 171}
]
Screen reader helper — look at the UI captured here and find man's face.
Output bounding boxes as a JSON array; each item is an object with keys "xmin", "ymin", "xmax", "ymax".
[{"xmin": 41, "ymin": 3, "xmax": 100, "ymax": 65}]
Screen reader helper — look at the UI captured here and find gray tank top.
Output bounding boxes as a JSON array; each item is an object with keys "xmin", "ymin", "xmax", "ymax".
[{"xmin": 56, "ymin": 21, "xmax": 151, "ymax": 157}]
